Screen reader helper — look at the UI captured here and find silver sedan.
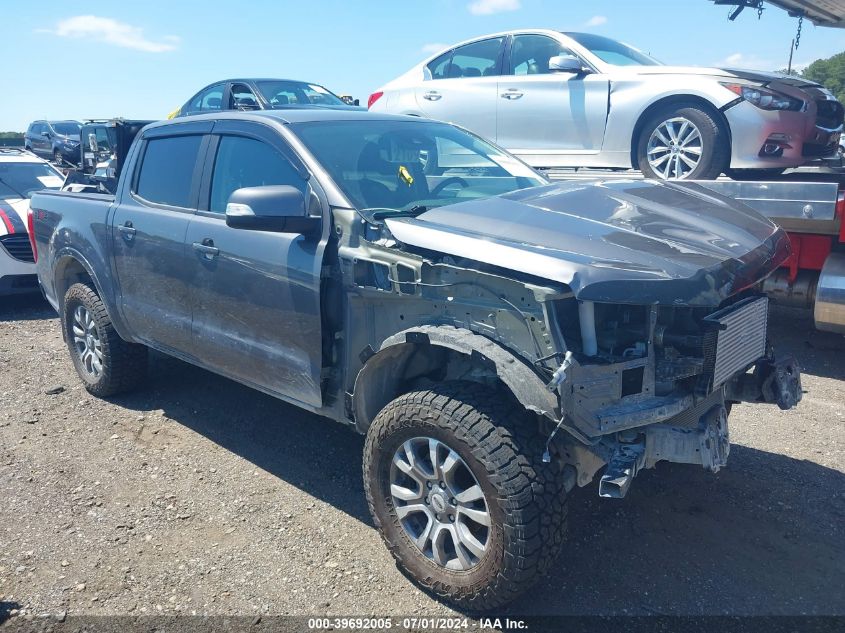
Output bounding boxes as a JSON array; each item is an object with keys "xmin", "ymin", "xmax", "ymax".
[{"xmin": 369, "ymin": 30, "xmax": 844, "ymax": 180}]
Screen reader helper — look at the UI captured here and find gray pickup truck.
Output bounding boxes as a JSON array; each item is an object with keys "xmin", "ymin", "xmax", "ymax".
[{"xmin": 30, "ymin": 110, "xmax": 802, "ymax": 609}]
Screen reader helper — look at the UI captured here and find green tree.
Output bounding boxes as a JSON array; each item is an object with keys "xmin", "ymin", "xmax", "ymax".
[{"xmin": 802, "ymin": 51, "xmax": 845, "ymax": 103}]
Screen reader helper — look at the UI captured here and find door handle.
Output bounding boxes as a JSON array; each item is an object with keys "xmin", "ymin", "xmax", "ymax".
[
  {"xmin": 118, "ymin": 221, "xmax": 136, "ymax": 241},
  {"xmin": 423, "ymin": 91, "xmax": 442, "ymax": 101},
  {"xmin": 192, "ymin": 238, "xmax": 219, "ymax": 259},
  {"xmin": 501, "ymin": 90, "xmax": 524, "ymax": 100}
]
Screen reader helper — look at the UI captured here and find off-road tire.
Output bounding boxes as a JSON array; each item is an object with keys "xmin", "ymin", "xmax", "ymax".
[
  {"xmin": 63, "ymin": 282, "xmax": 148, "ymax": 397},
  {"xmin": 363, "ymin": 381, "xmax": 568, "ymax": 611},
  {"xmin": 637, "ymin": 103, "xmax": 730, "ymax": 180}
]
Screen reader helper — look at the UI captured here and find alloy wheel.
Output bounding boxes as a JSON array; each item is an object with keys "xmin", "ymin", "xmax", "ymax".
[
  {"xmin": 71, "ymin": 305, "xmax": 104, "ymax": 378},
  {"xmin": 646, "ymin": 116, "xmax": 703, "ymax": 179},
  {"xmin": 390, "ymin": 436, "xmax": 491, "ymax": 571}
]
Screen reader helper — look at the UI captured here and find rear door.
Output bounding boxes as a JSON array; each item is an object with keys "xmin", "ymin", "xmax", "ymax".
[
  {"xmin": 496, "ymin": 34, "xmax": 610, "ymax": 157},
  {"xmin": 414, "ymin": 37, "xmax": 504, "ymax": 142},
  {"xmin": 111, "ymin": 121, "xmax": 212, "ymax": 354},
  {"xmin": 185, "ymin": 120, "xmax": 326, "ymax": 407}
]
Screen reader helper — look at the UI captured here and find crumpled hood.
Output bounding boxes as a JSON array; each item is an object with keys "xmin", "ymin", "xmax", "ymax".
[
  {"xmin": 385, "ymin": 180, "xmax": 791, "ymax": 306},
  {"xmin": 617, "ymin": 65, "xmax": 823, "ymax": 89}
]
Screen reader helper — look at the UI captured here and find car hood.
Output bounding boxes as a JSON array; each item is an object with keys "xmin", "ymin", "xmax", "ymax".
[
  {"xmin": 385, "ymin": 180, "xmax": 791, "ymax": 306},
  {"xmin": 615, "ymin": 65, "xmax": 822, "ymax": 89}
]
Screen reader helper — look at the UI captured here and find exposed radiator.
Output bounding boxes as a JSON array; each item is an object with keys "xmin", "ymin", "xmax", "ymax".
[{"xmin": 702, "ymin": 296, "xmax": 769, "ymax": 390}]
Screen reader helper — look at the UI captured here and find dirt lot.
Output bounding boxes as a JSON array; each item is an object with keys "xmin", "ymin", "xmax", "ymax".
[{"xmin": 1, "ymin": 295, "xmax": 843, "ymax": 618}]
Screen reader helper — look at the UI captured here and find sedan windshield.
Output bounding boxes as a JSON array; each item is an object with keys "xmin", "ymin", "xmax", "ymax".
[
  {"xmin": 565, "ymin": 33, "xmax": 661, "ymax": 66},
  {"xmin": 256, "ymin": 81, "xmax": 346, "ymax": 107},
  {"xmin": 292, "ymin": 119, "xmax": 546, "ymax": 221},
  {"xmin": 52, "ymin": 121, "xmax": 82, "ymax": 136},
  {"xmin": 0, "ymin": 162, "xmax": 64, "ymax": 198}
]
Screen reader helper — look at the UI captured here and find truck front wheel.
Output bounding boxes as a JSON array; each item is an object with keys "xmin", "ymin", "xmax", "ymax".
[
  {"xmin": 63, "ymin": 282, "xmax": 148, "ymax": 397},
  {"xmin": 363, "ymin": 382, "xmax": 568, "ymax": 610}
]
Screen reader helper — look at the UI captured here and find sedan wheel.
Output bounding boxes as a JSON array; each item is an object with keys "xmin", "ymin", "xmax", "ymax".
[
  {"xmin": 646, "ymin": 117, "xmax": 703, "ymax": 180},
  {"xmin": 637, "ymin": 103, "xmax": 729, "ymax": 180}
]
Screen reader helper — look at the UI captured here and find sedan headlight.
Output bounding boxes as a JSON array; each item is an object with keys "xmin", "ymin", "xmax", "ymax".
[{"xmin": 721, "ymin": 82, "xmax": 803, "ymax": 111}]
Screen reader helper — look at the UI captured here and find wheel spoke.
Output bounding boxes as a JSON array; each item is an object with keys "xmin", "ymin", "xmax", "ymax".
[
  {"xmin": 430, "ymin": 524, "xmax": 450, "ymax": 567},
  {"xmin": 679, "ymin": 153, "xmax": 698, "ymax": 169},
  {"xmin": 458, "ymin": 506, "xmax": 491, "ymax": 527},
  {"xmin": 390, "ymin": 483, "xmax": 421, "ymax": 502},
  {"xmin": 428, "ymin": 439, "xmax": 441, "ymax": 480},
  {"xmin": 651, "ymin": 153, "xmax": 671, "ymax": 168},
  {"xmin": 456, "ymin": 522, "xmax": 486, "ymax": 558},
  {"xmin": 683, "ymin": 146, "xmax": 702, "ymax": 156},
  {"xmin": 454, "ymin": 484, "xmax": 484, "ymax": 505},
  {"xmin": 681, "ymin": 128, "xmax": 701, "ymax": 147},
  {"xmin": 414, "ymin": 515, "xmax": 434, "ymax": 550},
  {"xmin": 440, "ymin": 450, "xmax": 460, "ymax": 479},
  {"xmin": 452, "ymin": 534, "xmax": 473, "ymax": 570},
  {"xmin": 653, "ymin": 128, "xmax": 672, "ymax": 146},
  {"xmin": 395, "ymin": 503, "xmax": 430, "ymax": 521},
  {"xmin": 647, "ymin": 145, "xmax": 670, "ymax": 156}
]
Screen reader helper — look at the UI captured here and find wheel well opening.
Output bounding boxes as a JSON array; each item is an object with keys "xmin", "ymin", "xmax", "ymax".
[
  {"xmin": 353, "ymin": 343, "xmax": 508, "ymax": 432},
  {"xmin": 56, "ymin": 258, "xmax": 95, "ymax": 304},
  {"xmin": 630, "ymin": 96, "xmax": 731, "ymax": 170}
]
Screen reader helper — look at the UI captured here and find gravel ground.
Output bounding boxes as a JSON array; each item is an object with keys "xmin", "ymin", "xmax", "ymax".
[{"xmin": 1, "ymin": 295, "xmax": 843, "ymax": 619}]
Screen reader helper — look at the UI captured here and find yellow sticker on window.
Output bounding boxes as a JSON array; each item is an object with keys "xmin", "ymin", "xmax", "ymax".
[{"xmin": 398, "ymin": 165, "xmax": 414, "ymax": 187}]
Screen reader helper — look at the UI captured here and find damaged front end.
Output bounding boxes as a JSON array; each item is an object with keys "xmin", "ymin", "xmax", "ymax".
[
  {"xmin": 545, "ymin": 294, "xmax": 802, "ymax": 498},
  {"xmin": 362, "ymin": 179, "xmax": 804, "ymax": 499}
]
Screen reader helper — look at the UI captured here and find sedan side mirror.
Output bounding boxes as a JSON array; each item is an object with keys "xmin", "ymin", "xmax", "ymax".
[
  {"xmin": 225, "ymin": 185, "xmax": 320, "ymax": 234},
  {"xmin": 549, "ymin": 55, "xmax": 588, "ymax": 74}
]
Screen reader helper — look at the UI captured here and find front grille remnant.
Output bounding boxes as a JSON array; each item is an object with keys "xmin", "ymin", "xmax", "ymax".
[
  {"xmin": 0, "ymin": 234, "xmax": 35, "ymax": 263},
  {"xmin": 703, "ymin": 296, "xmax": 769, "ymax": 390}
]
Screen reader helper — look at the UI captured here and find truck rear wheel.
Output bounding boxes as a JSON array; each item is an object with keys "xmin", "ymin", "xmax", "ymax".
[
  {"xmin": 63, "ymin": 282, "xmax": 148, "ymax": 397},
  {"xmin": 363, "ymin": 381, "xmax": 568, "ymax": 610}
]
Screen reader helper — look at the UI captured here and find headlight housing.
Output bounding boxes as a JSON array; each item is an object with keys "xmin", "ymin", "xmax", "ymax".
[{"xmin": 721, "ymin": 82, "xmax": 803, "ymax": 111}]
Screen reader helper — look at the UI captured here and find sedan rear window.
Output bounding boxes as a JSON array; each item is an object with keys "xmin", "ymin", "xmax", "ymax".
[{"xmin": 0, "ymin": 162, "xmax": 64, "ymax": 198}]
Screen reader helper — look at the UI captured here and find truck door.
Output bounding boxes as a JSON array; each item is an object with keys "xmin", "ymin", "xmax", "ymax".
[
  {"xmin": 111, "ymin": 122, "xmax": 211, "ymax": 354},
  {"xmin": 185, "ymin": 122, "xmax": 326, "ymax": 408}
]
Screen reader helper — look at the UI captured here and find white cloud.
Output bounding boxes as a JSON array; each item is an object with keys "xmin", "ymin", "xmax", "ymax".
[
  {"xmin": 421, "ymin": 43, "xmax": 448, "ymax": 54},
  {"xmin": 468, "ymin": 0, "xmax": 521, "ymax": 16},
  {"xmin": 714, "ymin": 52, "xmax": 777, "ymax": 70},
  {"xmin": 586, "ymin": 15, "xmax": 607, "ymax": 27},
  {"xmin": 40, "ymin": 15, "xmax": 179, "ymax": 53}
]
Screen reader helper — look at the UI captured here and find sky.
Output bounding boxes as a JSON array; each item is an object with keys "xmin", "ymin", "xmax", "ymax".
[{"xmin": 1, "ymin": 0, "xmax": 844, "ymax": 132}]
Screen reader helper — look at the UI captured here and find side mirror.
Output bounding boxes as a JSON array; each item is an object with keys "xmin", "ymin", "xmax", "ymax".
[
  {"xmin": 88, "ymin": 133, "xmax": 99, "ymax": 152},
  {"xmin": 353, "ymin": 98, "xmax": 360, "ymax": 106},
  {"xmin": 549, "ymin": 55, "xmax": 588, "ymax": 74},
  {"xmin": 41, "ymin": 131, "xmax": 51, "ymax": 138},
  {"xmin": 225, "ymin": 185, "xmax": 320, "ymax": 234}
]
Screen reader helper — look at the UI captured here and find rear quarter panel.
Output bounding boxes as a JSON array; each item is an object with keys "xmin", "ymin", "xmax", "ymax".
[{"xmin": 29, "ymin": 190, "xmax": 127, "ymax": 333}]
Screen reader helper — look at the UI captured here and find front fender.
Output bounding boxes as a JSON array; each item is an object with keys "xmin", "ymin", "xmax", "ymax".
[{"xmin": 352, "ymin": 325, "xmax": 559, "ymax": 432}]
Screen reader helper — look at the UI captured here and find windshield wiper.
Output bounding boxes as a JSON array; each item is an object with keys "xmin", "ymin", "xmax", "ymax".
[{"xmin": 370, "ymin": 205, "xmax": 428, "ymax": 220}]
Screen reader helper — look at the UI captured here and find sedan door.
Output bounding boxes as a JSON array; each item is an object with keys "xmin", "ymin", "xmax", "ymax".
[
  {"xmin": 111, "ymin": 121, "xmax": 211, "ymax": 354},
  {"xmin": 185, "ymin": 122, "xmax": 326, "ymax": 408},
  {"xmin": 413, "ymin": 37, "xmax": 505, "ymax": 142},
  {"xmin": 496, "ymin": 34, "xmax": 610, "ymax": 161}
]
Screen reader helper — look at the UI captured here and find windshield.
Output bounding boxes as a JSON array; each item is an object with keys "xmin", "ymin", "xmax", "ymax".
[
  {"xmin": 51, "ymin": 121, "xmax": 82, "ymax": 136},
  {"xmin": 292, "ymin": 119, "xmax": 546, "ymax": 221},
  {"xmin": 0, "ymin": 162, "xmax": 64, "ymax": 198},
  {"xmin": 256, "ymin": 81, "xmax": 346, "ymax": 107},
  {"xmin": 565, "ymin": 33, "xmax": 661, "ymax": 66}
]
